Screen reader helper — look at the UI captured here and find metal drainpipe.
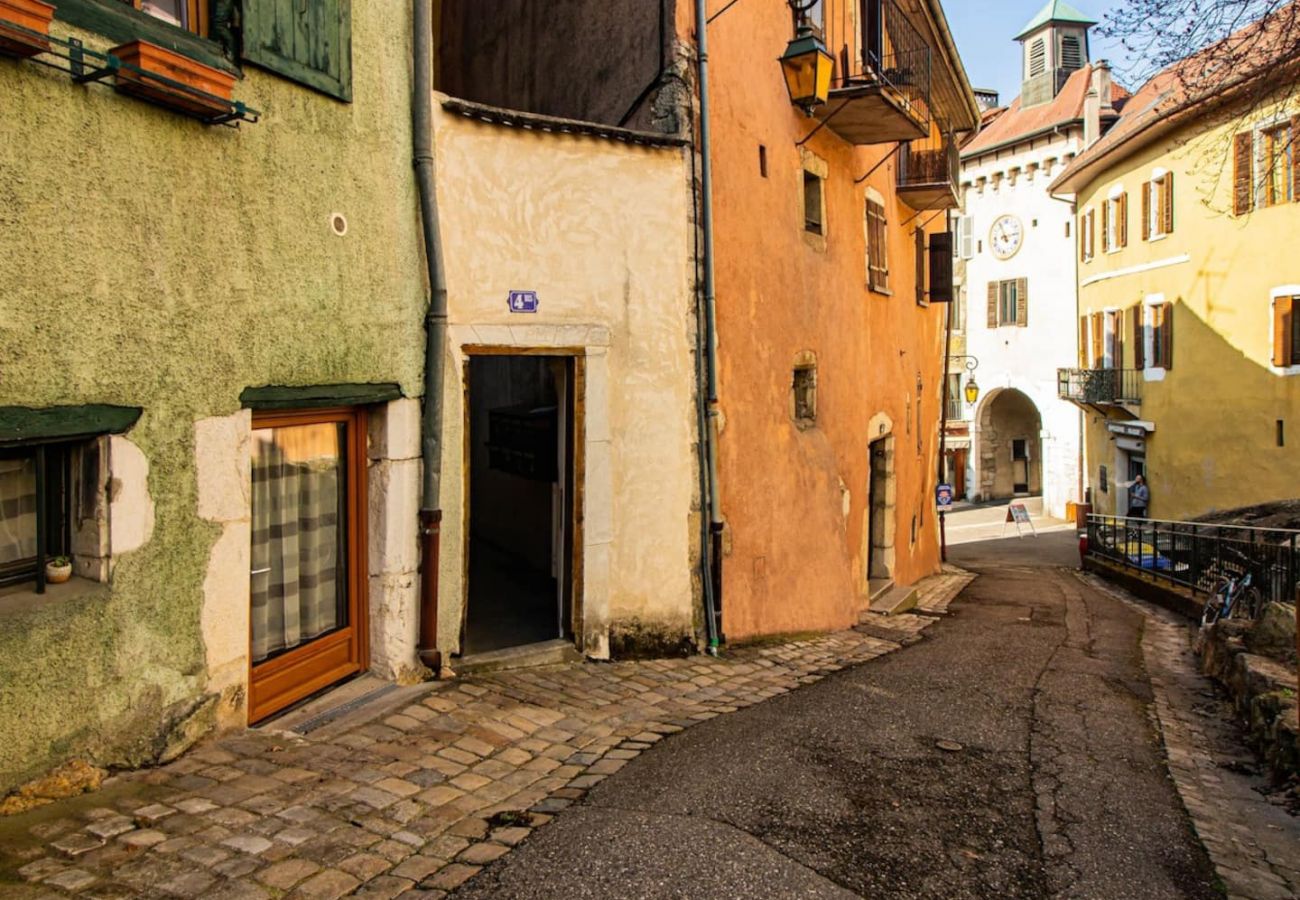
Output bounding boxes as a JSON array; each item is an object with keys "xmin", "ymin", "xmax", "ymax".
[
  {"xmin": 694, "ymin": 0, "xmax": 722, "ymax": 654},
  {"xmin": 413, "ymin": 0, "xmax": 446, "ymax": 674}
]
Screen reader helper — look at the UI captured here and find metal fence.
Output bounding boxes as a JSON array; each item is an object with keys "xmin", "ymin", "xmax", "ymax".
[
  {"xmin": 1057, "ymin": 368, "xmax": 1143, "ymax": 405},
  {"xmin": 897, "ymin": 128, "xmax": 958, "ymax": 191},
  {"xmin": 1086, "ymin": 514, "xmax": 1300, "ymax": 607}
]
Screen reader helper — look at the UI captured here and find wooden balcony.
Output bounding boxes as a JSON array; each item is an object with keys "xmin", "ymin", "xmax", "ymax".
[{"xmin": 897, "ymin": 131, "xmax": 959, "ymax": 210}]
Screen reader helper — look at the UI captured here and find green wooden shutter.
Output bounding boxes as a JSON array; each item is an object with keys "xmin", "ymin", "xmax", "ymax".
[{"xmin": 242, "ymin": 0, "xmax": 352, "ymax": 102}]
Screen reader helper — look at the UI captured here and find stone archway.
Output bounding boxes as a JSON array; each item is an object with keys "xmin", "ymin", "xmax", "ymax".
[{"xmin": 975, "ymin": 388, "xmax": 1043, "ymax": 500}]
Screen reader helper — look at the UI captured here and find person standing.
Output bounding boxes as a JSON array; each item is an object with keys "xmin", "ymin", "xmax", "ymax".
[{"xmin": 1129, "ymin": 474, "xmax": 1150, "ymax": 518}]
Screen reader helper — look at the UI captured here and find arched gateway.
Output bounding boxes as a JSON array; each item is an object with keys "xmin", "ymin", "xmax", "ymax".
[{"xmin": 975, "ymin": 388, "xmax": 1043, "ymax": 500}]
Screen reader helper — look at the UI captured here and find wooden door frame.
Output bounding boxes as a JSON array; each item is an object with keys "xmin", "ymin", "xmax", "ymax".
[
  {"xmin": 459, "ymin": 347, "xmax": 586, "ymax": 653},
  {"xmin": 247, "ymin": 406, "xmax": 369, "ymax": 724}
]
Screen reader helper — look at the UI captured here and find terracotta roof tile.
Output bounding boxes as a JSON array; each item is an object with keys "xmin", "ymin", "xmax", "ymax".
[{"xmin": 961, "ymin": 64, "xmax": 1129, "ymax": 157}]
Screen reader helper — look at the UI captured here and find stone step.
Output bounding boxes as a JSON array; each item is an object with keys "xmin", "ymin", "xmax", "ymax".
[
  {"xmin": 870, "ymin": 584, "xmax": 919, "ymax": 617},
  {"xmin": 455, "ymin": 639, "xmax": 583, "ymax": 675}
]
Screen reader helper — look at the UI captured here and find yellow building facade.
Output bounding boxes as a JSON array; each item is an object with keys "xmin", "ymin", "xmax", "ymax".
[{"xmin": 1053, "ymin": 57, "xmax": 1300, "ymax": 520}]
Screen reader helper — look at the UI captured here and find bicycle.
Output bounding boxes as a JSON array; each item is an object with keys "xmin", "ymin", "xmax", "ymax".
[{"xmin": 1200, "ymin": 570, "xmax": 1262, "ymax": 626}]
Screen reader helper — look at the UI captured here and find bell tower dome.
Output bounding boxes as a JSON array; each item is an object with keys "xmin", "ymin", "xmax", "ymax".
[{"xmin": 1017, "ymin": 0, "xmax": 1096, "ymax": 107}]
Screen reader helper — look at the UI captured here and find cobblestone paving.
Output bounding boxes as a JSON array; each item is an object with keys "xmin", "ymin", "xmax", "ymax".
[
  {"xmin": 2, "ymin": 571, "xmax": 973, "ymax": 899},
  {"xmin": 1082, "ymin": 573, "xmax": 1300, "ymax": 900}
]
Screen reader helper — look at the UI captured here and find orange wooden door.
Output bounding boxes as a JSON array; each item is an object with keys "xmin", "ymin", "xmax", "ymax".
[{"xmin": 247, "ymin": 408, "xmax": 368, "ymax": 723}]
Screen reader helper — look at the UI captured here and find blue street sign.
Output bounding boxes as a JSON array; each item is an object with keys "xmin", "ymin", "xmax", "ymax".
[
  {"xmin": 508, "ymin": 290, "xmax": 539, "ymax": 314},
  {"xmin": 936, "ymin": 483, "xmax": 954, "ymax": 510}
]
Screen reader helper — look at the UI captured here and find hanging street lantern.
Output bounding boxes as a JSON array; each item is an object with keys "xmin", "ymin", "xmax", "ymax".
[
  {"xmin": 779, "ymin": 26, "xmax": 833, "ymax": 113},
  {"xmin": 964, "ymin": 376, "xmax": 981, "ymax": 405}
]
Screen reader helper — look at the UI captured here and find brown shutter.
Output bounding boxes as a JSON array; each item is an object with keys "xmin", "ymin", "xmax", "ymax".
[
  {"xmin": 1162, "ymin": 172, "xmax": 1174, "ymax": 233},
  {"xmin": 987, "ymin": 282, "xmax": 998, "ymax": 328},
  {"xmin": 1141, "ymin": 182, "xmax": 1151, "ymax": 241},
  {"xmin": 1015, "ymin": 277, "xmax": 1028, "ymax": 327},
  {"xmin": 1131, "ymin": 305, "xmax": 1145, "ymax": 369},
  {"xmin": 1274, "ymin": 296, "xmax": 1293, "ymax": 367},
  {"xmin": 1118, "ymin": 191, "xmax": 1129, "ymax": 247},
  {"xmin": 1079, "ymin": 214, "xmax": 1087, "ymax": 261},
  {"xmin": 1091, "ymin": 314, "xmax": 1104, "ymax": 367},
  {"xmin": 1293, "ymin": 117, "xmax": 1300, "ymax": 202},
  {"xmin": 1080, "ymin": 315, "xmax": 1089, "ymax": 366},
  {"xmin": 1233, "ymin": 131, "xmax": 1254, "ymax": 215},
  {"xmin": 1101, "ymin": 201, "xmax": 1110, "ymax": 251},
  {"xmin": 1113, "ymin": 311, "xmax": 1125, "ymax": 367},
  {"xmin": 1161, "ymin": 303, "xmax": 1174, "ymax": 369}
]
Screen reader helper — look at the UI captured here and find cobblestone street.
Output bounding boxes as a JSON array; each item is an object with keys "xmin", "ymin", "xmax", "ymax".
[{"xmin": 0, "ymin": 572, "xmax": 970, "ymax": 899}]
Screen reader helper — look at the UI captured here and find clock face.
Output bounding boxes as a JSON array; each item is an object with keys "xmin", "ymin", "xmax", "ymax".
[{"xmin": 990, "ymin": 214, "xmax": 1024, "ymax": 259}]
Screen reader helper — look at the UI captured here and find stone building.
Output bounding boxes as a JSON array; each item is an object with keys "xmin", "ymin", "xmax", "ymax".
[
  {"xmin": 438, "ymin": 0, "xmax": 980, "ymax": 636},
  {"xmin": 950, "ymin": 0, "xmax": 1126, "ymax": 518}
]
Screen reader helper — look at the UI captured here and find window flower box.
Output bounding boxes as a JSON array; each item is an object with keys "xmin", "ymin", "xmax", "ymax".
[
  {"xmin": 0, "ymin": 0, "xmax": 54, "ymax": 58},
  {"xmin": 108, "ymin": 39, "xmax": 236, "ymax": 118}
]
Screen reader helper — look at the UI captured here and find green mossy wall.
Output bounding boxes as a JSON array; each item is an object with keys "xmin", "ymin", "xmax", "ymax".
[{"xmin": 0, "ymin": 7, "xmax": 424, "ymax": 793}]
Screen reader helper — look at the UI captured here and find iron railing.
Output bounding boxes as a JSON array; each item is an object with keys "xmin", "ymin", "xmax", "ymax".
[
  {"xmin": 1057, "ymin": 368, "xmax": 1143, "ymax": 405},
  {"xmin": 827, "ymin": 0, "xmax": 931, "ymax": 124},
  {"xmin": 1086, "ymin": 514, "xmax": 1300, "ymax": 608},
  {"xmin": 898, "ymin": 129, "xmax": 958, "ymax": 191}
]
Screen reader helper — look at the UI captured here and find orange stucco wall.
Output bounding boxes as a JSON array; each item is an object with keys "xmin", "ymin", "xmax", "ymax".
[{"xmin": 698, "ymin": 2, "xmax": 947, "ymax": 639}]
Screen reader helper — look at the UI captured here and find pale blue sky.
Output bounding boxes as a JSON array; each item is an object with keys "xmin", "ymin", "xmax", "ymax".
[{"xmin": 946, "ymin": 1, "xmax": 1135, "ymax": 106}]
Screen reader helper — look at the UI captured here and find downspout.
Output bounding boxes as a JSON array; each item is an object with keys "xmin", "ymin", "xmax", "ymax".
[
  {"xmin": 413, "ymin": 0, "xmax": 446, "ymax": 674},
  {"xmin": 694, "ymin": 0, "xmax": 722, "ymax": 654}
]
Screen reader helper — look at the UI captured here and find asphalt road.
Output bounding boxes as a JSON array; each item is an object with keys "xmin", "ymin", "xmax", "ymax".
[{"xmin": 453, "ymin": 533, "xmax": 1218, "ymax": 899}]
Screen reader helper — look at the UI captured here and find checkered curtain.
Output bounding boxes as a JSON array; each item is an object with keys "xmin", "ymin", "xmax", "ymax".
[
  {"xmin": 250, "ymin": 429, "xmax": 344, "ymax": 664},
  {"xmin": 0, "ymin": 457, "xmax": 37, "ymax": 565}
]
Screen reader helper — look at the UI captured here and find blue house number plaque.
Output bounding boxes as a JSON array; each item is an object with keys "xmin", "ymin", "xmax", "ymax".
[{"xmin": 508, "ymin": 290, "xmax": 539, "ymax": 314}]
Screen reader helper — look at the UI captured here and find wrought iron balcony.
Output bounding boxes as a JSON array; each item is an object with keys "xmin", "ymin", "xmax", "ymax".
[
  {"xmin": 1057, "ymin": 368, "xmax": 1143, "ymax": 407},
  {"xmin": 821, "ymin": 0, "xmax": 931, "ymax": 144},
  {"xmin": 897, "ymin": 129, "xmax": 959, "ymax": 210}
]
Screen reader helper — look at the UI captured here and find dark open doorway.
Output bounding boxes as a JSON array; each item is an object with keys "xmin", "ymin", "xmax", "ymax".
[{"xmin": 463, "ymin": 354, "xmax": 575, "ymax": 656}]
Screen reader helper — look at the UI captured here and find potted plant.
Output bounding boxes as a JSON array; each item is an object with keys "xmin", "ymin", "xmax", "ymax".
[
  {"xmin": 44, "ymin": 555, "xmax": 72, "ymax": 585},
  {"xmin": 109, "ymin": 39, "xmax": 236, "ymax": 118},
  {"xmin": 0, "ymin": 0, "xmax": 55, "ymax": 58}
]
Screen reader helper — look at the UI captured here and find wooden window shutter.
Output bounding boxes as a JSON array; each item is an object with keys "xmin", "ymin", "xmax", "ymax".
[
  {"xmin": 1233, "ymin": 131, "xmax": 1254, "ymax": 215},
  {"xmin": 1162, "ymin": 172, "xmax": 1174, "ymax": 233},
  {"xmin": 1101, "ymin": 201, "xmax": 1110, "ymax": 251},
  {"xmin": 915, "ymin": 228, "xmax": 926, "ymax": 306},
  {"xmin": 242, "ymin": 0, "xmax": 353, "ymax": 101},
  {"xmin": 1079, "ymin": 214, "xmax": 1087, "ymax": 261},
  {"xmin": 1131, "ymin": 305, "xmax": 1145, "ymax": 369},
  {"xmin": 1015, "ymin": 278, "xmax": 1028, "ymax": 327},
  {"xmin": 1292, "ymin": 117, "xmax": 1300, "ymax": 202},
  {"xmin": 1141, "ymin": 182, "xmax": 1151, "ymax": 241},
  {"xmin": 1079, "ymin": 315, "xmax": 1089, "ymax": 365},
  {"xmin": 1113, "ymin": 311, "xmax": 1125, "ymax": 367},
  {"xmin": 987, "ymin": 283, "xmax": 999, "ymax": 328},
  {"xmin": 1118, "ymin": 192, "xmax": 1129, "ymax": 247},
  {"xmin": 1160, "ymin": 303, "xmax": 1174, "ymax": 369},
  {"xmin": 1274, "ymin": 296, "xmax": 1294, "ymax": 367},
  {"xmin": 1090, "ymin": 313, "xmax": 1104, "ymax": 367}
]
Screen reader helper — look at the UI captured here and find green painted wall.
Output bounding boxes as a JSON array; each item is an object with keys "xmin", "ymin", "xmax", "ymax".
[{"xmin": 0, "ymin": 6, "xmax": 424, "ymax": 793}]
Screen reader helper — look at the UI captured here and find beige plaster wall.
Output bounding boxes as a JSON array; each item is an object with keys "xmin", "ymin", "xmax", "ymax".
[{"xmin": 430, "ymin": 98, "xmax": 698, "ymax": 657}]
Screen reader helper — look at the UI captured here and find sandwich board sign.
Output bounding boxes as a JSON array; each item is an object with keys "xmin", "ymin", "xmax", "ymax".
[
  {"xmin": 936, "ymin": 484, "xmax": 954, "ymax": 511},
  {"xmin": 1002, "ymin": 501, "xmax": 1036, "ymax": 538}
]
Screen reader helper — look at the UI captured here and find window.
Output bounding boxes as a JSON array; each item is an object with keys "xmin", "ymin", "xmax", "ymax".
[
  {"xmin": 1149, "ymin": 303, "xmax": 1174, "ymax": 369},
  {"xmin": 945, "ymin": 373, "xmax": 963, "ymax": 421},
  {"xmin": 1143, "ymin": 173, "xmax": 1174, "ymax": 239},
  {"xmin": 1236, "ymin": 119, "xmax": 1300, "ymax": 215},
  {"xmin": 799, "ymin": 0, "xmax": 826, "ymax": 37},
  {"xmin": 1273, "ymin": 295, "xmax": 1300, "ymax": 367},
  {"xmin": 1028, "ymin": 37, "xmax": 1046, "ymax": 77},
  {"xmin": 987, "ymin": 278, "xmax": 1027, "ymax": 327},
  {"xmin": 1103, "ymin": 191, "xmax": 1127, "ymax": 252},
  {"xmin": 759, "ymin": 145, "xmax": 768, "ymax": 178},
  {"xmin": 0, "ymin": 445, "xmax": 71, "ymax": 588},
  {"xmin": 120, "ymin": 0, "xmax": 206, "ymax": 34},
  {"xmin": 1104, "ymin": 310, "xmax": 1123, "ymax": 368},
  {"xmin": 1079, "ymin": 208, "xmax": 1095, "ymax": 261},
  {"xmin": 804, "ymin": 170, "xmax": 824, "ymax": 235},
  {"xmin": 792, "ymin": 365, "xmax": 817, "ymax": 426},
  {"xmin": 1261, "ymin": 122, "xmax": 1294, "ymax": 207},
  {"xmin": 866, "ymin": 198, "xmax": 889, "ymax": 292}
]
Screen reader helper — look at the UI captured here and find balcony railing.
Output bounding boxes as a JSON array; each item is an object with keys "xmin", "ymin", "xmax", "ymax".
[
  {"xmin": 897, "ymin": 129, "xmax": 959, "ymax": 210},
  {"xmin": 1057, "ymin": 368, "xmax": 1143, "ymax": 406},
  {"xmin": 819, "ymin": 0, "xmax": 931, "ymax": 144}
]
